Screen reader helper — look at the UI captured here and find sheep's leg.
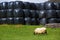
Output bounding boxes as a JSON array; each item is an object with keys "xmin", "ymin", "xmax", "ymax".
[
  {"xmin": 45, "ymin": 30, "xmax": 47, "ymax": 34},
  {"xmin": 34, "ymin": 32, "xmax": 36, "ymax": 35},
  {"xmin": 34, "ymin": 32, "xmax": 39, "ymax": 35}
]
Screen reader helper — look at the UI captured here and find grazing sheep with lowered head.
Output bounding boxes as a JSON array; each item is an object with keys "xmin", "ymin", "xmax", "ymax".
[{"xmin": 34, "ymin": 27, "xmax": 47, "ymax": 35}]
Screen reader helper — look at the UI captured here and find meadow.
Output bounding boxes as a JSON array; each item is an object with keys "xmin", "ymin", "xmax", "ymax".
[{"xmin": 0, "ymin": 24, "xmax": 60, "ymax": 40}]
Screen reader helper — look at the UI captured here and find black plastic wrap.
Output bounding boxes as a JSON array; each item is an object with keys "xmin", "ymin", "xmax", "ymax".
[
  {"xmin": 56, "ymin": 18, "xmax": 60, "ymax": 23},
  {"xmin": 44, "ymin": 2, "xmax": 56, "ymax": 10},
  {"xmin": 34, "ymin": 3, "xmax": 40, "ymax": 10},
  {"xmin": 46, "ymin": 10, "xmax": 57, "ymax": 18},
  {"xmin": 54, "ymin": 2, "xmax": 60, "ymax": 10},
  {"xmin": 7, "ymin": 9, "xmax": 13, "ymax": 17},
  {"xmin": 23, "ymin": 2, "xmax": 30, "ymax": 9},
  {"xmin": 30, "ymin": 3, "xmax": 37, "ymax": 10},
  {"xmin": 1, "ymin": 2, "xmax": 8, "ymax": 9},
  {"xmin": 47, "ymin": 18, "xmax": 57, "ymax": 23},
  {"xmin": 40, "ymin": 18, "xmax": 47, "ymax": 25},
  {"xmin": 56, "ymin": 10, "xmax": 60, "ymax": 18},
  {"xmin": 39, "ymin": 10, "xmax": 46, "ymax": 18},
  {"xmin": 30, "ymin": 10, "xmax": 39, "ymax": 18},
  {"xmin": 31, "ymin": 18, "xmax": 39, "ymax": 25},
  {"xmin": 0, "ymin": 3, "xmax": 2, "ymax": 10},
  {"xmin": 0, "ymin": 10, "xmax": 7, "ymax": 18},
  {"xmin": 13, "ymin": 9, "xmax": 24, "ymax": 17},
  {"xmin": 24, "ymin": 17, "xmax": 31, "ymax": 25},
  {"xmin": 40, "ymin": 3, "xmax": 45, "ymax": 10},
  {"xmin": 0, "ymin": 18, "xmax": 2, "ymax": 24},
  {"xmin": 8, "ymin": 1, "xmax": 14, "ymax": 9},
  {"xmin": 7, "ymin": 18, "xmax": 14, "ymax": 24},
  {"xmin": 14, "ymin": 17, "xmax": 25, "ymax": 24},
  {"xmin": 14, "ymin": 1, "xmax": 24, "ymax": 9},
  {"xmin": 1, "ymin": 18, "xmax": 7, "ymax": 24},
  {"xmin": 14, "ymin": 17, "xmax": 20, "ymax": 24},
  {"xmin": 23, "ymin": 9, "xmax": 30, "ymax": 17}
]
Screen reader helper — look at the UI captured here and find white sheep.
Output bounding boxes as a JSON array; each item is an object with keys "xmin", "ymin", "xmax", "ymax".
[{"xmin": 34, "ymin": 27, "xmax": 47, "ymax": 35}]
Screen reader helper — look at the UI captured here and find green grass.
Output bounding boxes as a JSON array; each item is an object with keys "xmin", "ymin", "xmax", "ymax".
[{"xmin": 0, "ymin": 24, "xmax": 60, "ymax": 40}]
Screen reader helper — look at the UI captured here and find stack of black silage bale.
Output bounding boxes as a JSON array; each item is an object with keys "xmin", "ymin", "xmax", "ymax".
[{"xmin": 0, "ymin": 1, "xmax": 60, "ymax": 25}]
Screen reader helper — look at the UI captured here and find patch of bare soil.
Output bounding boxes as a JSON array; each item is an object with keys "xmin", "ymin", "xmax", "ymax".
[
  {"xmin": 45, "ymin": 23, "xmax": 60, "ymax": 28},
  {"xmin": 15, "ymin": 24, "xmax": 23, "ymax": 28}
]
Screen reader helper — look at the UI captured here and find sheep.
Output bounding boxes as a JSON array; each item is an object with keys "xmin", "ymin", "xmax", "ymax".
[{"xmin": 34, "ymin": 27, "xmax": 47, "ymax": 35}]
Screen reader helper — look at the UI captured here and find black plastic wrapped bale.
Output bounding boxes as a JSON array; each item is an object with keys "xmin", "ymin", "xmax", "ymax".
[
  {"xmin": 46, "ymin": 10, "xmax": 57, "ymax": 18},
  {"xmin": 54, "ymin": 2, "xmax": 60, "ymax": 10},
  {"xmin": 56, "ymin": 10, "xmax": 60, "ymax": 18},
  {"xmin": 0, "ymin": 10, "xmax": 7, "ymax": 18},
  {"xmin": 39, "ymin": 10, "xmax": 46, "ymax": 18},
  {"xmin": 0, "ymin": 10, "xmax": 2, "ymax": 18},
  {"xmin": 1, "ymin": 18, "xmax": 7, "ymax": 24},
  {"xmin": 30, "ymin": 3, "xmax": 45, "ymax": 10},
  {"xmin": 8, "ymin": 1, "xmax": 14, "ymax": 9},
  {"xmin": 23, "ymin": 2, "xmax": 30, "ymax": 9},
  {"xmin": 56, "ymin": 18, "xmax": 60, "ymax": 23},
  {"xmin": 48, "ymin": 18, "xmax": 57, "ymax": 23},
  {"xmin": 0, "ymin": 18, "xmax": 2, "ymax": 24},
  {"xmin": 30, "ymin": 10, "xmax": 39, "ymax": 18},
  {"xmin": 0, "ymin": 3, "xmax": 2, "ymax": 10},
  {"xmin": 1, "ymin": 2, "xmax": 8, "ymax": 9},
  {"xmin": 38, "ymin": 3, "xmax": 45, "ymax": 10},
  {"xmin": 29, "ymin": 10, "xmax": 35, "ymax": 18},
  {"xmin": 35, "ymin": 10, "xmax": 39, "ymax": 18},
  {"xmin": 36, "ymin": 18, "xmax": 40, "ymax": 25},
  {"xmin": 34, "ymin": 3, "xmax": 41, "ymax": 10},
  {"xmin": 7, "ymin": 9, "xmax": 13, "ymax": 17},
  {"xmin": 30, "ymin": 3, "xmax": 37, "ymax": 10},
  {"xmin": 40, "ymin": 18, "xmax": 47, "ymax": 25},
  {"xmin": 14, "ymin": 17, "xmax": 25, "ymax": 24},
  {"xmin": 30, "ymin": 18, "xmax": 36, "ymax": 25},
  {"xmin": 14, "ymin": 1, "xmax": 24, "ymax": 9},
  {"xmin": 20, "ymin": 17, "xmax": 25, "ymax": 24},
  {"xmin": 24, "ymin": 17, "xmax": 31, "ymax": 25},
  {"xmin": 44, "ymin": 2, "xmax": 56, "ymax": 10},
  {"xmin": 13, "ymin": 9, "xmax": 24, "ymax": 17},
  {"xmin": 14, "ymin": 17, "xmax": 20, "ymax": 24},
  {"xmin": 7, "ymin": 18, "xmax": 14, "ymax": 24},
  {"xmin": 31, "ymin": 18, "xmax": 39, "ymax": 25},
  {"xmin": 23, "ymin": 9, "xmax": 31, "ymax": 17}
]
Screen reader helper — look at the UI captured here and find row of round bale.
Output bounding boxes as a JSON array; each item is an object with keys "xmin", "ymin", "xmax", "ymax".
[
  {"xmin": 0, "ymin": 1, "xmax": 60, "ymax": 10},
  {"xmin": 0, "ymin": 9, "xmax": 60, "ymax": 18},
  {"xmin": 0, "ymin": 18, "xmax": 60, "ymax": 25},
  {"xmin": 0, "ymin": 1, "xmax": 60, "ymax": 25}
]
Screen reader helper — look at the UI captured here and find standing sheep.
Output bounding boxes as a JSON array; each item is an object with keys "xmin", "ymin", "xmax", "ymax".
[{"xmin": 34, "ymin": 27, "xmax": 47, "ymax": 35}]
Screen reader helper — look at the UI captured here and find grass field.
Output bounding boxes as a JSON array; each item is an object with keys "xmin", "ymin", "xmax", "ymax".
[{"xmin": 0, "ymin": 24, "xmax": 60, "ymax": 40}]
